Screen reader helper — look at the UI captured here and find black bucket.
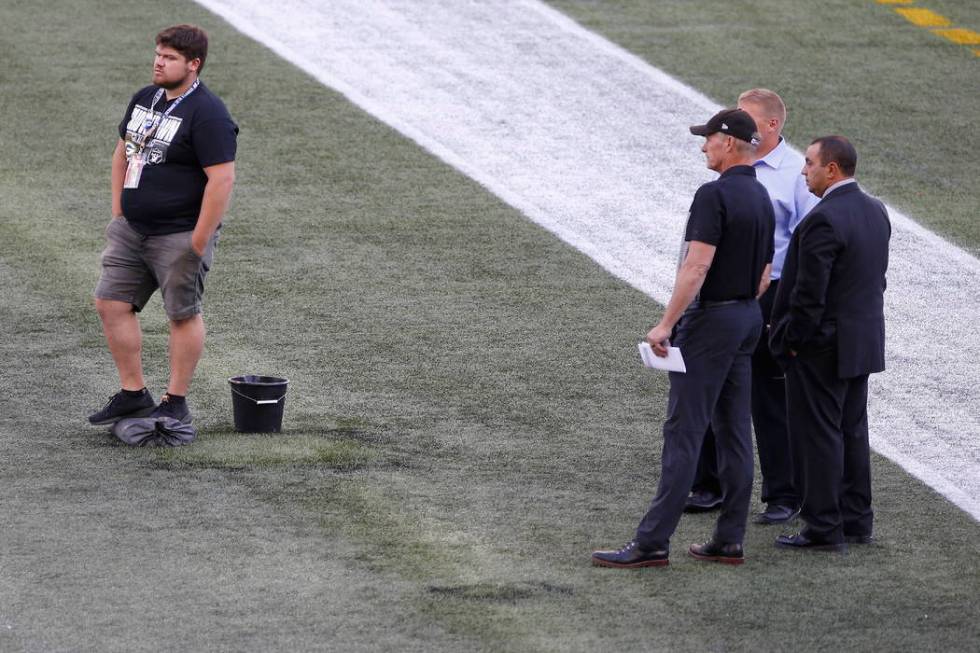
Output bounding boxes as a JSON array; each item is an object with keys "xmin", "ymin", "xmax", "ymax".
[{"xmin": 229, "ymin": 375, "xmax": 288, "ymax": 432}]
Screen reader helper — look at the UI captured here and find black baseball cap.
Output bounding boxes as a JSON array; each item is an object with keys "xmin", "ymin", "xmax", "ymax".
[{"xmin": 690, "ymin": 108, "xmax": 760, "ymax": 145}]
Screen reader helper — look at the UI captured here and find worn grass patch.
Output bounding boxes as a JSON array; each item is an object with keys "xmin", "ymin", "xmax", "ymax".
[
  {"xmin": 297, "ymin": 478, "xmax": 580, "ymax": 651},
  {"xmin": 154, "ymin": 433, "xmax": 378, "ymax": 469}
]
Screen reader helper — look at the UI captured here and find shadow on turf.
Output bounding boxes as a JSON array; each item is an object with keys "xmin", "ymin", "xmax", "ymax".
[{"xmin": 428, "ymin": 580, "xmax": 574, "ymax": 603}]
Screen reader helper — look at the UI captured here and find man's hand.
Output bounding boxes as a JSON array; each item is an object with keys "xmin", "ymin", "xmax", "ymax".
[
  {"xmin": 190, "ymin": 231, "xmax": 209, "ymax": 257},
  {"xmin": 646, "ymin": 324, "xmax": 671, "ymax": 358}
]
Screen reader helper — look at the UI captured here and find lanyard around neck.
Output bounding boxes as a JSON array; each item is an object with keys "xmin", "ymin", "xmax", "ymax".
[{"xmin": 138, "ymin": 78, "xmax": 200, "ymax": 146}]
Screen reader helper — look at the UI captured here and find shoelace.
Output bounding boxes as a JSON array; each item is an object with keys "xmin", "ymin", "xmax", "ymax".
[{"xmin": 101, "ymin": 394, "xmax": 121, "ymax": 410}]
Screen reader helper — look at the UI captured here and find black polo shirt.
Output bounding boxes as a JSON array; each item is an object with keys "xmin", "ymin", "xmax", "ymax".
[{"xmin": 684, "ymin": 165, "xmax": 775, "ymax": 302}]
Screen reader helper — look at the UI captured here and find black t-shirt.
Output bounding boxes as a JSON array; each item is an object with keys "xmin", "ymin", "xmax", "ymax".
[
  {"xmin": 684, "ymin": 165, "xmax": 775, "ymax": 302},
  {"xmin": 118, "ymin": 81, "xmax": 238, "ymax": 235}
]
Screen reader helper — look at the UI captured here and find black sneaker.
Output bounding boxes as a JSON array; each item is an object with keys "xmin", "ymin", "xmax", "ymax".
[
  {"xmin": 88, "ymin": 389, "xmax": 155, "ymax": 425},
  {"xmin": 149, "ymin": 394, "xmax": 192, "ymax": 424}
]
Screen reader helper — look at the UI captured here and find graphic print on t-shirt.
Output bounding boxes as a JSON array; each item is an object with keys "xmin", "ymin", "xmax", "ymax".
[{"xmin": 123, "ymin": 104, "xmax": 183, "ymax": 165}]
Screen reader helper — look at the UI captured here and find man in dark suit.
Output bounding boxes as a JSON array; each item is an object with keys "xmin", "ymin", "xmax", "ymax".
[{"xmin": 769, "ymin": 135, "xmax": 890, "ymax": 551}]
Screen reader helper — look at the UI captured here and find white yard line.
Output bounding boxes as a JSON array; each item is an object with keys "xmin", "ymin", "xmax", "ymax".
[{"xmin": 195, "ymin": 0, "xmax": 980, "ymax": 520}]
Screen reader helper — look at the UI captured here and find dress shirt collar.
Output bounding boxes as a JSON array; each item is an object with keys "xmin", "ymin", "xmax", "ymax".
[
  {"xmin": 753, "ymin": 137, "xmax": 788, "ymax": 170},
  {"xmin": 822, "ymin": 177, "xmax": 857, "ymax": 198}
]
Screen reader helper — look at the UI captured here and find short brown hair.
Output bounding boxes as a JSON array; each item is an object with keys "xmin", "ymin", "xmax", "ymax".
[
  {"xmin": 156, "ymin": 24, "xmax": 209, "ymax": 73},
  {"xmin": 737, "ymin": 88, "xmax": 787, "ymax": 126},
  {"xmin": 811, "ymin": 135, "xmax": 858, "ymax": 176}
]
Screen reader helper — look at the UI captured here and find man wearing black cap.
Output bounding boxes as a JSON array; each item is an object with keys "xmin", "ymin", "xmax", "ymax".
[
  {"xmin": 686, "ymin": 89, "xmax": 818, "ymax": 523},
  {"xmin": 592, "ymin": 109, "xmax": 774, "ymax": 568}
]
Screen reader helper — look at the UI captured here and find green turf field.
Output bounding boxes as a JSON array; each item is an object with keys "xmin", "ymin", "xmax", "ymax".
[{"xmin": 1, "ymin": 1, "xmax": 978, "ymax": 651}]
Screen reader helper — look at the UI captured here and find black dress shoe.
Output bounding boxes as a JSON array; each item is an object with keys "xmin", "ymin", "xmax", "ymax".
[
  {"xmin": 775, "ymin": 532, "xmax": 847, "ymax": 552},
  {"xmin": 683, "ymin": 491, "xmax": 723, "ymax": 513},
  {"xmin": 753, "ymin": 504, "xmax": 800, "ymax": 525},
  {"xmin": 688, "ymin": 539, "xmax": 744, "ymax": 565},
  {"xmin": 591, "ymin": 541, "xmax": 669, "ymax": 568},
  {"xmin": 844, "ymin": 534, "xmax": 874, "ymax": 544}
]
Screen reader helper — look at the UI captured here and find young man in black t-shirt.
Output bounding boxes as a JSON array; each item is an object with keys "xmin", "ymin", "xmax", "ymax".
[
  {"xmin": 592, "ymin": 109, "xmax": 775, "ymax": 568},
  {"xmin": 89, "ymin": 24, "xmax": 238, "ymax": 427}
]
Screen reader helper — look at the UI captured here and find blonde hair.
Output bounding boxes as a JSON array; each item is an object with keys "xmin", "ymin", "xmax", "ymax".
[{"xmin": 738, "ymin": 88, "xmax": 787, "ymax": 126}]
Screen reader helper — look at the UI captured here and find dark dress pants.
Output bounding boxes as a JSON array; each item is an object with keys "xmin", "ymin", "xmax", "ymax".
[
  {"xmin": 784, "ymin": 349, "xmax": 873, "ymax": 542},
  {"xmin": 634, "ymin": 301, "xmax": 761, "ymax": 550},
  {"xmin": 691, "ymin": 282, "xmax": 799, "ymax": 509},
  {"xmin": 751, "ymin": 281, "xmax": 798, "ymax": 508}
]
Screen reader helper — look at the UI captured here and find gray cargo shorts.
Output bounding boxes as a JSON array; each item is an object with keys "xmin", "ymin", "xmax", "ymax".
[{"xmin": 94, "ymin": 217, "xmax": 219, "ymax": 320}]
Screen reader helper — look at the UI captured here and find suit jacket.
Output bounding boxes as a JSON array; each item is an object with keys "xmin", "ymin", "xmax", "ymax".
[{"xmin": 770, "ymin": 182, "xmax": 891, "ymax": 378}]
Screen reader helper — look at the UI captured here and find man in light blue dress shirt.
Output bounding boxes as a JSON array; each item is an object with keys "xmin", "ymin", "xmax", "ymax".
[{"xmin": 686, "ymin": 89, "xmax": 819, "ymax": 524}]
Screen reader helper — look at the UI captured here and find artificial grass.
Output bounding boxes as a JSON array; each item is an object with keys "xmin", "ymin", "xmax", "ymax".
[
  {"xmin": 547, "ymin": 0, "xmax": 980, "ymax": 256},
  {"xmin": 1, "ymin": 0, "xmax": 978, "ymax": 651},
  {"xmin": 155, "ymin": 432, "xmax": 379, "ymax": 470}
]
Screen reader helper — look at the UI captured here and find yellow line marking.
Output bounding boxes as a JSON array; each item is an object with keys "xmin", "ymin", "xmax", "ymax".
[
  {"xmin": 895, "ymin": 7, "xmax": 953, "ymax": 27},
  {"xmin": 933, "ymin": 28, "xmax": 980, "ymax": 45},
  {"xmin": 880, "ymin": 1, "xmax": 980, "ymax": 57}
]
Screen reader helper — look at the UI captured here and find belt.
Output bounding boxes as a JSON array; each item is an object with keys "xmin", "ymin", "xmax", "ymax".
[{"xmin": 692, "ymin": 298, "xmax": 750, "ymax": 309}]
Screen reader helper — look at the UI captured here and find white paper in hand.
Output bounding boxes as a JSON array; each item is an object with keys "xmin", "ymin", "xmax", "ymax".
[{"xmin": 638, "ymin": 342, "xmax": 687, "ymax": 373}]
